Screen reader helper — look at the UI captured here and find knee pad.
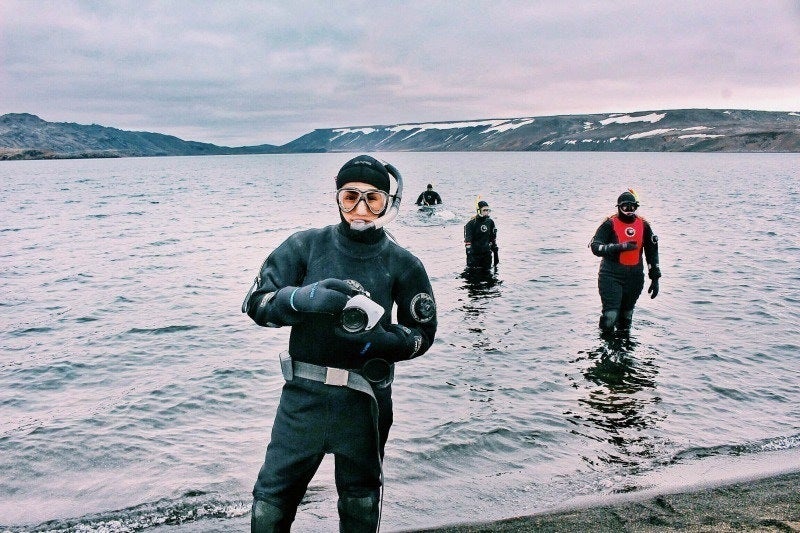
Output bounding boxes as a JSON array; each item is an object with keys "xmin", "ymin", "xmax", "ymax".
[
  {"xmin": 338, "ymin": 493, "xmax": 379, "ymax": 533},
  {"xmin": 251, "ymin": 499, "xmax": 288, "ymax": 533},
  {"xmin": 600, "ymin": 310, "xmax": 618, "ymax": 332},
  {"xmin": 618, "ymin": 309, "xmax": 634, "ymax": 329}
]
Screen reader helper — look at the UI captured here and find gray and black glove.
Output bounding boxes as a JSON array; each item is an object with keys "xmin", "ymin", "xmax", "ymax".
[
  {"xmin": 336, "ymin": 322, "xmax": 420, "ymax": 363},
  {"xmin": 272, "ymin": 278, "xmax": 356, "ymax": 319}
]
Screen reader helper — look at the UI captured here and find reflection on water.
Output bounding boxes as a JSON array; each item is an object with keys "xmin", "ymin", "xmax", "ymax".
[
  {"xmin": 459, "ymin": 266, "xmax": 502, "ymax": 306},
  {"xmin": 457, "ymin": 266, "xmax": 502, "ymax": 349},
  {"xmin": 454, "ymin": 266, "xmax": 503, "ymax": 404},
  {"xmin": 566, "ymin": 333, "xmax": 665, "ymax": 473}
]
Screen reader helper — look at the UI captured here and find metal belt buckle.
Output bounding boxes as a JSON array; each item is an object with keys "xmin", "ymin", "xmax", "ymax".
[{"xmin": 325, "ymin": 367, "xmax": 349, "ymax": 386}]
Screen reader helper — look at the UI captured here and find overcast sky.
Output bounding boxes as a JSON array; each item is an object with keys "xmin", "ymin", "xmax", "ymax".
[{"xmin": 2, "ymin": 1, "xmax": 799, "ymax": 146}]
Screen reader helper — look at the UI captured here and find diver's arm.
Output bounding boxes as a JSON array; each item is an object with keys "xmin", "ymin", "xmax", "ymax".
[
  {"xmin": 367, "ymin": 258, "xmax": 437, "ymax": 363},
  {"xmin": 643, "ymin": 221, "xmax": 661, "ymax": 278},
  {"xmin": 243, "ymin": 235, "xmax": 353, "ymax": 327},
  {"xmin": 390, "ymin": 260, "xmax": 437, "ymax": 361},
  {"xmin": 490, "ymin": 222, "xmax": 499, "ymax": 263},
  {"xmin": 242, "ymin": 237, "xmax": 305, "ymax": 327},
  {"xmin": 590, "ymin": 219, "xmax": 634, "ymax": 256},
  {"xmin": 335, "ymin": 259, "xmax": 437, "ymax": 363},
  {"xmin": 464, "ymin": 219, "xmax": 475, "ymax": 253}
]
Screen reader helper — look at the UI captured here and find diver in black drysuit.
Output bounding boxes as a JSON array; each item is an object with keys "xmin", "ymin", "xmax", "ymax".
[
  {"xmin": 589, "ymin": 190, "xmax": 660, "ymax": 335},
  {"xmin": 464, "ymin": 200, "xmax": 498, "ymax": 270},
  {"xmin": 243, "ymin": 155, "xmax": 437, "ymax": 532},
  {"xmin": 415, "ymin": 184, "xmax": 443, "ymax": 206}
]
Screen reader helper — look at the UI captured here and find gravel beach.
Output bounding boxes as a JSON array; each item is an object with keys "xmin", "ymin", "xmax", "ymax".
[{"xmin": 406, "ymin": 470, "xmax": 800, "ymax": 533}]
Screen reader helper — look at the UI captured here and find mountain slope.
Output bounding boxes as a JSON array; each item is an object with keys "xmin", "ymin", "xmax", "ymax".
[
  {"xmin": 2, "ymin": 109, "xmax": 799, "ymax": 160},
  {"xmin": 282, "ymin": 109, "xmax": 800, "ymax": 153},
  {"xmin": 0, "ymin": 113, "xmax": 278, "ymax": 159}
]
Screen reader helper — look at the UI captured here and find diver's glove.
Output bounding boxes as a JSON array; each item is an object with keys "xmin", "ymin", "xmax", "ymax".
[
  {"xmin": 599, "ymin": 241, "xmax": 637, "ymax": 254},
  {"xmin": 273, "ymin": 279, "xmax": 356, "ymax": 318},
  {"xmin": 648, "ymin": 265, "xmax": 661, "ymax": 280},
  {"xmin": 648, "ymin": 279, "xmax": 659, "ymax": 299},
  {"xmin": 647, "ymin": 265, "xmax": 661, "ymax": 299},
  {"xmin": 336, "ymin": 322, "xmax": 421, "ymax": 363},
  {"xmin": 491, "ymin": 244, "xmax": 499, "ymax": 265}
]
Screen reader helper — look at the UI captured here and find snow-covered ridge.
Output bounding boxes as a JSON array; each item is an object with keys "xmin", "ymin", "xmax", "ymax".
[
  {"xmin": 331, "ymin": 118, "xmax": 537, "ymax": 138},
  {"xmin": 4, "ymin": 109, "xmax": 799, "ymax": 158},
  {"xmin": 599, "ymin": 113, "xmax": 666, "ymax": 126},
  {"xmin": 291, "ymin": 109, "xmax": 800, "ymax": 153}
]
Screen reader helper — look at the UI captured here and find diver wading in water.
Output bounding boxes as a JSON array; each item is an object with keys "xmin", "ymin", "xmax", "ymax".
[
  {"xmin": 464, "ymin": 200, "xmax": 498, "ymax": 270},
  {"xmin": 589, "ymin": 190, "xmax": 660, "ymax": 336},
  {"xmin": 415, "ymin": 183, "xmax": 443, "ymax": 206},
  {"xmin": 242, "ymin": 155, "xmax": 437, "ymax": 532}
]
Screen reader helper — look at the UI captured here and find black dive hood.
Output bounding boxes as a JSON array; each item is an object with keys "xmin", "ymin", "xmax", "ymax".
[{"xmin": 349, "ymin": 162, "xmax": 403, "ymax": 232}]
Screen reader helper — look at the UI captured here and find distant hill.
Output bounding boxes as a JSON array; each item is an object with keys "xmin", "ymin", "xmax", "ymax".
[
  {"xmin": 284, "ymin": 109, "xmax": 800, "ymax": 153},
  {"xmin": 0, "ymin": 113, "xmax": 279, "ymax": 160},
  {"xmin": 1, "ymin": 109, "xmax": 799, "ymax": 160}
]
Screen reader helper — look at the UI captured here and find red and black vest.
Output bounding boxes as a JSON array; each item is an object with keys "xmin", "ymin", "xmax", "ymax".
[{"xmin": 610, "ymin": 215, "xmax": 644, "ymax": 266}]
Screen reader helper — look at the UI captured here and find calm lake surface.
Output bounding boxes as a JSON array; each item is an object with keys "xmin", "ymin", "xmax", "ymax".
[{"xmin": 1, "ymin": 152, "xmax": 798, "ymax": 531}]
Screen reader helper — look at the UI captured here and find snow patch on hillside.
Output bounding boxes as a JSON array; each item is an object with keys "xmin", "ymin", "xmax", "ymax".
[{"xmin": 600, "ymin": 113, "xmax": 666, "ymax": 126}]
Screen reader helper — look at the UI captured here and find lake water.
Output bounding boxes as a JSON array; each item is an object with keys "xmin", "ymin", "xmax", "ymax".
[{"xmin": 1, "ymin": 152, "xmax": 799, "ymax": 532}]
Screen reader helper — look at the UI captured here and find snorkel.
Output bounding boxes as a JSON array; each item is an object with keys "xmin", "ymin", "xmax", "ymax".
[{"xmin": 350, "ymin": 161, "xmax": 403, "ymax": 231}]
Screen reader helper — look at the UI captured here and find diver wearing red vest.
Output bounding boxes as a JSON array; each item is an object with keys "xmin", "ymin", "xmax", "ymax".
[{"xmin": 589, "ymin": 190, "xmax": 660, "ymax": 335}]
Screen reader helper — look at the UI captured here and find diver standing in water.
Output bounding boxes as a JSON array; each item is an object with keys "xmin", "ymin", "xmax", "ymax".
[
  {"xmin": 242, "ymin": 155, "xmax": 437, "ymax": 532},
  {"xmin": 415, "ymin": 183, "xmax": 443, "ymax": 206},
  {"xmin": 589, "ymin": 190, "xmax": 660, "ymax": 336},
  {"xmin": 464, "ymin": 200, "xmax": 499, "ymax": 270}
]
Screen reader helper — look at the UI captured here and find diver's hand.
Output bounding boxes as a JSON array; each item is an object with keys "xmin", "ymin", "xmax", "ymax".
[
  {"xmin": 648, "ymin": 279, "xmax": 660, "ymax": 299},
  {"xmin": 620, "ymin": 240, "xmax": 637, "ymax": 251},
  {"xmin": 336, "ymin": 322, "xmax": 417, "ymax": 362},
  {"xmin": 648, "ymin": 265, "xmax": 662, "ymax": 280},
  {"xmin": 277, "ymin": 279, "xmax": 355, "ymax": 315},
  {"xmin": 647, "ymin": 265, "xmax": 661, "ymax": 299}
]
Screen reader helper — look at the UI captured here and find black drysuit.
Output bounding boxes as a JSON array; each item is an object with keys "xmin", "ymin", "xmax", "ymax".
[
  {"xmin": 589, "ymin": 214, "xmax": 659, "ymax": 333},
  {"xmin": 464, "ymin": 215, "xmax": 497, "ymax": 269},
  {"xmin": 415, "ymin": 190, "xmax": 442, "ymax": 205},
  {"xmin": 243, "ymin": 222, "xmax": 437, "ymax": 531}
]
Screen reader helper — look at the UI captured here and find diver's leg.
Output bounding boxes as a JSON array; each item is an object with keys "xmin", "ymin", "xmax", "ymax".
[
  {"xmin": 598, "ymin": 271, "xmax": 623, "ymax": 335},
  {"xmin": 251, "ymin": 500, "xmax": 289, "ymax": 533},
  {"xmin": 617, "ymin": 308, "xmax": 634, "ymax": 333},
  {"xmin": 599, "ymin": 309, "xmax": 619, "ymax": 335},
  {"xmin": 331, "ymin": 387, "xmax": 386, "ymax": 533},
  {"xmin": 618, "ymin": 270, "xmax": 645, "ymax": 333},
  {"xmin": 252, "ymin": 380, "xmax": 326, "ymax": 532}
]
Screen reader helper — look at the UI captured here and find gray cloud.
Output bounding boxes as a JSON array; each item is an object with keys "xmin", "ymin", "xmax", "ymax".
[{"xmin": 1, "ymin": 0, "xmax": 798, "ymax": 145}]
